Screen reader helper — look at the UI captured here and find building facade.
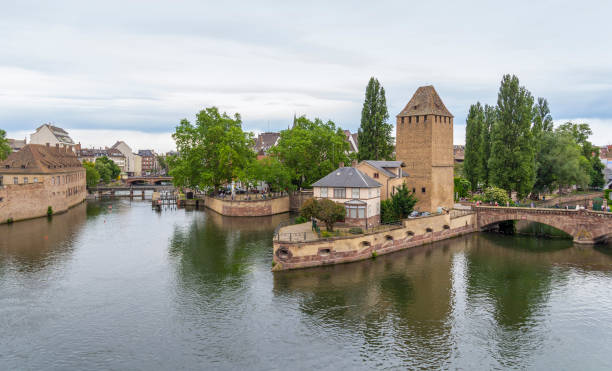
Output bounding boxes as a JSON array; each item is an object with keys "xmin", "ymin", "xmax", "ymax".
[
  {"xmin": 355, "ymin": 160, "xmax": 408, "ymax": 200},
  {"xmin": 111, "ymin": 141, "xmax": 142, "ymax": 177},
  {"xmin": 0, "ymin": 144, "xmax": 86, "ymax": 223},
  {"xmin": 7, "ymin": 138, "xmax": 27, "ymax": 153},
  {"xmin": 137, "ymin": 150, "xmax": 158, "ymax": 175},
  {"xmin": 312, "ymin": 165, "xmax": 381, "ymax": 228},
  {"xmin": 395, "ymin": 86, "xmax": 454, "ymax": 212},
  {"xmin": 30, "ymin": 124, "xmax": 76, "ymax": 151}
]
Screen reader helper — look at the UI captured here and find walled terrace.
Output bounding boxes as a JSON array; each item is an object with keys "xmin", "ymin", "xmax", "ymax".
[
  {"xmin": 272, "ymin": 210, "xmax": 476, "ymax": 271},
  {"xmin": 204, "ymin": 194, "xmax": 290, "ymax": 217}
]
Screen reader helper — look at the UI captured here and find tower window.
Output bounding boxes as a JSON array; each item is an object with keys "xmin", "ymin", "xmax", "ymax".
[
  {"xmin": 401, "ymin": 117, "xmax": 404, "ymax": 124},
  {"xmin": 424, "ymin": 115, "xmax": 427, "ymax": 122},
  {"xmin": 412, "ymin": 188, "xmax": 416, "ymax": 193},
  {"xmin": 409, "ymin": 116, "xmax": 412, "ymax": 124},
  {"xmin": 416, "ymin": 116, "xmax": 419, "ymax": 123},
  {"xmin": 422, "ymin": 187, "xmax": 426, "ymax": 193},
  {"xmin": 373, "ymin": 172, "xmax": 379, "ymax": 179}
]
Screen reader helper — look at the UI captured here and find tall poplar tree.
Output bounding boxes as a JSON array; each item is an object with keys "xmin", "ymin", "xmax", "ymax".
[
  {"xmin": 464, "ymin": 102, "xmax": 484, "ymax": 190},
  {"xmin": 480, "ymin": 104, "xmax": 496, "ymax": 187},
  {"xmin": 488, "ymin": 74, "xmax": 536, "ymax": 198},
  {"xmin": 357, "ymin": 77, "xmax": 393, "ymax": 161}
]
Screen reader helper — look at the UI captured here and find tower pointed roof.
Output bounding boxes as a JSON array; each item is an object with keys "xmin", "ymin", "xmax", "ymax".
[{"xmin": 397, "ymin": 85, "xmax": 453, "ymax": 118}]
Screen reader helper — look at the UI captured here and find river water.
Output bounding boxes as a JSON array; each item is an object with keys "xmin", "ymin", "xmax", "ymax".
[{"xmin": 1, "ymin": 199, "xmax": 612, "ymax": 370}]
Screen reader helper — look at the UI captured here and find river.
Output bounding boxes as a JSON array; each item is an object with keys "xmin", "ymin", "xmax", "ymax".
[{"xmin": 1, "ymin": 199, "xmax": 612, "ymax": 370}]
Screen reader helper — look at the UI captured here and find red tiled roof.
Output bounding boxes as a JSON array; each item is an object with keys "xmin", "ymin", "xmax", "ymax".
[
  {"xmin": 0, "ymin": 144, "xmax": 83, "ymax": 174},
  {"xmin": 397, "ymin": 85, "xmax": 453, "ymax": 118}
]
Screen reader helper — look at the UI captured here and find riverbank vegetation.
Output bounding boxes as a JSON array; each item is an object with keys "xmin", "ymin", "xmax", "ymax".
[
  {"xmin": 463, "ymin": 74, "xmax": 604, "ymax": 199},
  {"xmin": 0, "ymin": 129, "xmax": 9, "ymax": 160}
]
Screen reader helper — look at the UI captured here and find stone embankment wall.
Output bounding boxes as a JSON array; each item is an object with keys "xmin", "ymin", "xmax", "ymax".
[
  {"xmin": 273, "ymin": 212, "xmax": 476, "ymax": 271},
  {"xmin": 289, "ymin": 190, "xmax": 313, "ymax": 212},
  {"xmin": 0, "ymin": 183, "xmax": 86, "ymax": 224},
  {"xmin": 205, "ymin": 196, "xmax": 290, "ymax": 216}
]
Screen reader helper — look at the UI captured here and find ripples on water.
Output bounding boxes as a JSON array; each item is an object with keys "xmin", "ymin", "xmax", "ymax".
[{"xmin": 1, "ymin": 199, "xmax": 611, "ymax": 370}]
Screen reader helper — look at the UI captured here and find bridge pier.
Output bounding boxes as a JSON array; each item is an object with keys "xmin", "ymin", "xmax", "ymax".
[
  {"xmin": 129, "ymin": 189, "xmax": 134, "ymax": 200},
  {"xmin": 141, "ymin": 190, "xmax": 145, "ymax": 200}
]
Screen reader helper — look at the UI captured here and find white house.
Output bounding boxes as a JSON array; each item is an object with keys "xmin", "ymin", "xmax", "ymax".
[
  {"xmin": 112, "ymin": 141, "xmax": 142, "ymax": 177},
  {"xmin": 312, "ymin": 164, "xmax": 381, "ymax": 228},
  {"xmin": 30, "ymin": 124, "xmax": 75, "ymax": 151}
]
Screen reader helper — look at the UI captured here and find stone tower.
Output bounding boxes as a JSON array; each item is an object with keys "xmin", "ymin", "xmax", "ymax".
[{"xmin": 396, "ymin": 86, "xmax": 454, "ymax": 212}]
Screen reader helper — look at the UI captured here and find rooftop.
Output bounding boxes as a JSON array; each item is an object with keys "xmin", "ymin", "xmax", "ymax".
[
  {"xmin": 397, "ymin": 85, "xmax": 453, "ymax": 118},
  {"xmin": 362, "ymin": 160, "xmax": 407, "ymax": 178},
  {"xmin": 0, "ymin": 144, "xmax": 83, "ymax": 174},
  {"xmin": 312, "ymin": 166, "xmax": 381, "ymax": 188}
]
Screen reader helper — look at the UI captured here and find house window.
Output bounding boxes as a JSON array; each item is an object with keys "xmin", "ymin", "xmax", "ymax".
[
  {"xmin": 416, "ymin": 116, "xmax": 419, "ymax": 123},
  {"xmin": 422, "ymin": 187, "xmax": 426, "ymax": 193},
  {"xmin": 346, "ymin": 205, "xmax": 365, "ymax": 219},
  {"xmin": 0, "ymin": 176, "xmax": 3, "ymax": 186},
  {"xmin": 34, "ymin": 177, "xmax": 38, "ymax": 183},
  {"xmin": 320, "ymin": 187, "xmax": 328, "ymax": 197},
  {"xmin": 52, "ymin": 177, "xmax": 55, "ymax": 185},
  {"xmin": 373, "ymin": 172, "xmax": 379, "ymax": 179},
  {"xmin": 424, "ymin": 115, "xmax": 427, "ymax": 122},
  {"xmin": 14, "ymin": 177, "xmax": 18, "ymax": 184},
  {"xmin": 333, "ymin": 188, "xmax": 346, "ymax": 199},
  {"xmin": 23, "ymin": 177, "xmax": 28, "ymax": 184},
  {"xmin": 352, "ymin": 188, "xmax": 360, "ymax": 199},
  {"xmin": 409, "ymin": 116, "xmax": 412, "ymax": 124}
]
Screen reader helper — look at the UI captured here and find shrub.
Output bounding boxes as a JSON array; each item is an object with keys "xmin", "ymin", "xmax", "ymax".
[
  {"xmin": 47, "ymin": 206, "xmax": 53, "ymax": 216},
  {"xmin": 349, "ymin": 227, "xmax": 363, "ymax": 234},
  {"xmin": 294, "ymin": 216, "xmax": 307, "ymax": 224},
  {"xmin": 605, "ymin": 189, "xmax": 611, "ymax": 201},
  {"xmin": 321, "ymin": 231, "xmax": 332, "ymax": 238},
  {"xmin": 371, "ymin": 251, "xmax": 378, "ymax": 258},
  {"xmin": 6, "ymin": 217, "xmax": 13, "ymax": 224},
  {"xmin": 454, "ymin": 177, "xmax": 471, "ymax": 199},
  {"xmin": 483, "ymin": 187, "xmax": 511, "ymax": 205}
]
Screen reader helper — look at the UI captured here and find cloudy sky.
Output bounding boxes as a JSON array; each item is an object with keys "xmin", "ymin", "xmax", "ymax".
[{"xmin": 2, "ymin": 0, "xmax": 611, "ymax": 152}]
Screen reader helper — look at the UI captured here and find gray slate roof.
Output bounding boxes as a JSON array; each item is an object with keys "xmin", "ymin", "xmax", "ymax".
[
  {"xmin": 312, "ymin": 167, "xmax": 381, "ymax": 188},
  {"xmin": 363, "ymin": 160, "xmax": 408, "ymax": 178}
]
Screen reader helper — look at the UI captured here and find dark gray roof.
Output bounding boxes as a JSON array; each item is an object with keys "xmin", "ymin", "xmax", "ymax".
[
  {"xmin": 363, "ymin": 160, "xmax": 407, "ymax": 178},
  {"xmin": 312, "ymin": 167, "xmax": 381, "ymax": 188}
]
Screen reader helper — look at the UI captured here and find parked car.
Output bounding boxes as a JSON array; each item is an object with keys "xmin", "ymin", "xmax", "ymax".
[{"xmin": 419, "ymin": 211, "xmax": 431, "ymax": 217}]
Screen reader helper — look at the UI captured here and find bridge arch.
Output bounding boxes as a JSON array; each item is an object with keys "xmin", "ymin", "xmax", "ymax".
[{"xmin": 476, "ymin": 207, "xmax": 612, "ymax": 244}]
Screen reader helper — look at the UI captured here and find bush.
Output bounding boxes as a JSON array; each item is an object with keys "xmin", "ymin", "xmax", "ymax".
[
  {"xmin": 47, "ymin": 206, "xmax": 53, "ymax": 216},
  {"xmin": 371, "ymin": 251, "xmax": 378, "ymax": 258},
  {"xmin": 454, "ymin": 177, "xmax": 471, "ymax": 199},
  {"xmin": 483, "ymin": 187, "xmax": 511, "ymax": 205},
  {"xmin": 605, "ymin": 189, "xmax": 611, "ymax": 201},
  {"xmin": 294, "ymin": 216, "xmax": 307, "ymax": 224},
  {"xmin": 6, "ymin": 217, "xmax": 13, "ymax": 224},
  {"xmin": 349, "ymin": 227, "xmax": 363, "ymax": 234},
  {"xmin": 380, "ymin": 184, "xmax": 418, "ymax": 223}
]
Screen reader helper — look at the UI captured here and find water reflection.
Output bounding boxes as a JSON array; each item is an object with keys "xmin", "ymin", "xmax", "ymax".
[{"xmin": 0, "ymin": 202, "xmax": 88, "ymax": 274}]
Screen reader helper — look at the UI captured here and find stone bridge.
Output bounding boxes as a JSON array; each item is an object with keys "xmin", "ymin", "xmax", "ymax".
[
  {"xmin": 475, "ymin": 206, "xmax": 612, "ymax": 244},
  {"xmin": 126, "ymin": 176, "xmax": 173, "ymax": 185}
]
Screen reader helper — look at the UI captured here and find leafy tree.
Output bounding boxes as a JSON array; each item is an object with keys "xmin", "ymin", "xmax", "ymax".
[
  {"xmin": 157, "ymin": 155, "xmax": 169, "ymax": 174},
  {"xmin": 380, "ymin": 184, "xmax": 418, "ymax": 222},
  {"xmin": 488, "ymin": 74, "xmax": 536, "ymax": 198},
  {"xmin": 357, "ymin": 77, "xmax": 394, "ymax": 161},
  {"xmin": 271, "ymin": 116, "xmax": 349, "ymax": 188},
  {"xmin": 391, "ymin": 184, "xmax": 418, "ymax": 218},
  {"xmin": 170, "ymin": 107, "xmax": 255, "ymax": 190},
  {"xmin": 480, "ymin": 104, "xmax": 496, "ymax": 187},
  {"xmin": 483, "ymin": 186, "xmax": 511, "ymax": 205},
  {"xmin": 464, "ymin": 102, "xmax": 484, "ymax": 190},
  {"xmin": 94, "ymin": 156, "xmax": 121, "ymax": 183},
  {"xmin": 0, "ymin": 129, "xmax": 10, "ymax": 160},
  {"xmin": 533, "ymin": 131, "xmax": 590, "ymax": 193},
  {"xmin": 316, "ymin": 199, "xmax": 346, "ymax": 232},
  {"xmin": 556, "ymin": 122, "xmax": 605, "ymax": 188},
  {"xmin": 299, "ymin": 198, "xmax": 345, "ymax": 231},
  {"xmin": 454, "ymin": 177, "xmax": 471, "ymax": 199},
  {"xmin": 83, "ymin": 161, "xmax": 100, "ymax": 188}
]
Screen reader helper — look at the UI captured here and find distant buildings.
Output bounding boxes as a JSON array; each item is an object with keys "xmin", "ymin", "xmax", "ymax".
[
  {"xmin": 30, "ymin": 124, "xmax": 76, "ymax": 150},
  {"xmin": 343, "ymin": 130, "xmax": 359, "ymax": 154},
  {"xmin": 137, "ymin": 150, "xmax": 159, "ymax": 175},
  {"xmin": 0, "ymin": 144, "xmax": 86, "ymax": 223},
  {"xmin": 77, "ymin": 147, "xmax": 126, "ymax": 173},
  {"xmin": 253, "ymin": 132, "xmax": 280, "ymax": 159},
  {"xmin": 7, "ymin": 138, "xmax": 26, "ymax": 153},
  {"xmin": 453, "ymin": 145, "xmax": 464, "ymax": 163},
  {"xmin": 112, "ymin": 141, "xmax": 142, "ymax": 177}
]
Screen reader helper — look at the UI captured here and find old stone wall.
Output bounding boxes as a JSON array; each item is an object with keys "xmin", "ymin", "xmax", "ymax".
[
  {"xmin": 205, "ymin": 196, "xmax": 290, "ymax": 216},
  {"xmin": 273, "ymin": 212, "xmax": 477, "ymax": 271},
  {"xmin": 0, "ymin": 178, "xmax": 86, "ymax": 224},
  {"xmin": 289, "ymin": 190, "xmax": 313, "ymax": 211}
]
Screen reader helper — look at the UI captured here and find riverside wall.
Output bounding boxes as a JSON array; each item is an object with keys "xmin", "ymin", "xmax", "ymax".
[
  {"xmin": 0, "ymin": 183, "xmax": 86, "ymax": 224},
  {"xmin": 272, "ymin": 212, "xmax": 476, "ymax": 271},
  {"xmin": 204, "ymin": 196, "xmax": 290, "ymax": 216}
]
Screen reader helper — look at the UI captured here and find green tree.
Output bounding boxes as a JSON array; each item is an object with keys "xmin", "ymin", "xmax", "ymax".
[
  {"xmin": 170, "ymin": 107, "xmax": 255, "ymax": 191},
  {"xmin": 391, "ymin": 184, "xmax": 418, "ymax": 218},
  {"xmin": 480, "ymin": 104, "xmax": 496, "ymax": 187},
  {"xmin": 464, "ymin": 102, "xmax": 484, "ymax": 190},
  {"xmin": 488, "ymin": 74, "xmax": 536, "ymax": 198},
  {"xmin": 299, "ymin": 198, "xmax": 345, "ymax": 231},
  {"xmin": 94, "ymin": 156, "xmax": 121, "ymax": 183},
  {"xmin": 83, "ymin": 161, "xmax": 100, "ymax": 188},
  {"xmin": 380, "ymin": 199, "xmax": 396, "ymax": 224},
  {"xmin": 0, "ymin": 129, "xmax": 10, "ymax": 160},
  {"xmin": 316, "ymin": 199, "xmax": 346, "ymax": 232},
  {"xmin": 454, "ymin": 177, "xmax": 471, "ymax": 199},
  {"xmin": 157, "ymin": 155, "xmax": 169, "ymax": 174},
  {"xmin": 271, "ymin": 116, "xmax": 349, "ymax": 188},
  {"xmin": 357, "ymin": 77, "xmax": 394, "ymax": 161},
  {"xmin": 556, "ymin": 122, "xmax": 604, "ymax": 188}
]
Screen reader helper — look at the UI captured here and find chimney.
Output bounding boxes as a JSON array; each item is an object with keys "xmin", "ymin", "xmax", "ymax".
[
  {"xmin": 352, "ymin": 160, "xmax": 358, "ymax": 167},
  {"xmin": 339, "ymin": 162, "xmax": 344, "ymax": 168}
]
